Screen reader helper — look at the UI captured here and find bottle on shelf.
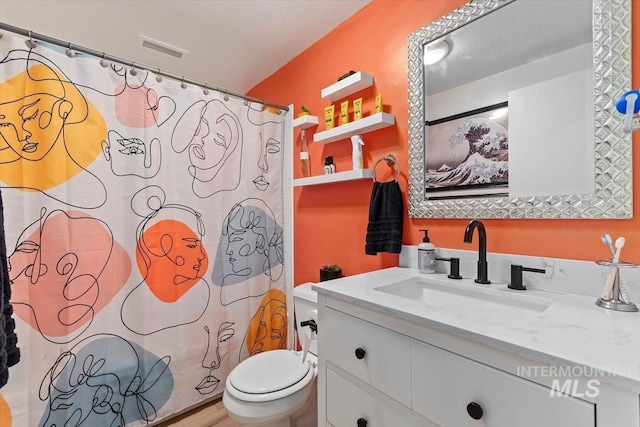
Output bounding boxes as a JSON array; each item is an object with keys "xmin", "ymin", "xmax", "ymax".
[
  {"xmin": 300, "ymin": 129, "xmax": 311, "ymax": 177},
  {"xmin": 324, "ymin": 156, "xmax": 335, "ymax": 174}
]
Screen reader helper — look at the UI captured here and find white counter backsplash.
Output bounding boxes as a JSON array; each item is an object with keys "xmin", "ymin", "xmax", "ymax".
[{"xmin": 399, "ymin": 244, "xmax": 640, "ymax": 303}]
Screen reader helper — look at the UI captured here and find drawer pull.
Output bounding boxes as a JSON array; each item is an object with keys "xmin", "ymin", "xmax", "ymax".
[
  {"xmin": 354, "ymin": 347, "xmax": 366, "ymax": 359},
  {"xmin": 357, "ymin": 417, "xmax": 368, "ymax": 427},
  {"xmin": 466, "ymin": 402, "xmax": 484, "ymax": 420}
]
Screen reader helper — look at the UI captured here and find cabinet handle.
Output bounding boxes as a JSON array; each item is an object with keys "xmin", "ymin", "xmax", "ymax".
[
  {"xmin": 466, "ymin": 402, "xmax": 484, "ymax": 420},
  {"xmin": 355, "ymin": 347, "xmax": 366, "ymax": 359},
  {"xmin": 357, "ymin": 417, "xmax": 367, "ymax": 427}
]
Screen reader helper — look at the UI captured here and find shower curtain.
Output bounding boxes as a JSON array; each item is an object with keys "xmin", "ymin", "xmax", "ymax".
[{"xmin": 0, "ymin": 31, "xmax": 288, "ymax": 426}]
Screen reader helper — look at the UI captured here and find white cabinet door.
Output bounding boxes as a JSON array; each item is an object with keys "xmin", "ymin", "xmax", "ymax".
[
  {"xmin": 411, "ymin": 340, "xmax": 595, "ymax": 427},
  {"xmin": 324, "ymin": 307, "xmax": 412, "ymax": 406},
  {"xmin": 326, "ymin": 369, "xmax": 423, "ymax": 427}
]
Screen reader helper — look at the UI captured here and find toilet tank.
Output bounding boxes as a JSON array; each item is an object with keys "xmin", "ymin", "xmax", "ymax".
[{"xmin": 293, "ymin": 283, "xmax": 318, "ymax": 356}]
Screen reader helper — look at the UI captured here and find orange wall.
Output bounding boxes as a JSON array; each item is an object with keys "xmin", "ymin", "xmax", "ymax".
[{"xmin": 249, "ymin": 0, "xmax": 640, "ymax": 285}]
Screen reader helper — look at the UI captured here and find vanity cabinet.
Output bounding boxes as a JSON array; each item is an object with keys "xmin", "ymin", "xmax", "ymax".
[
  {"xmin": 411, "ymin": 340, "xmax": 593, "ymax": 426},
  {"xmin": 327, "ymin": 369, "xmax": 422, "ymax": 427},
  {"xmin": 317, "ymin": 292, "xmax": 637, "ymax": 427},
  {"xmin": 324, "ymin": 306, "xmax": 412, "ymax": 407}
]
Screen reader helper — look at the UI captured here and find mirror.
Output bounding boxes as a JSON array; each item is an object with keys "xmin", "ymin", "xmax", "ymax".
[{"xmin": 407, "ymin": 0, "xmax": 632, "ymax": 218}]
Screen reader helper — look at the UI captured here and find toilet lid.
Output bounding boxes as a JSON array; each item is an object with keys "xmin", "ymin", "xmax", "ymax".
[{"xmin": 229, "ymin": 350, "xmax": 311, "ymax": 394}]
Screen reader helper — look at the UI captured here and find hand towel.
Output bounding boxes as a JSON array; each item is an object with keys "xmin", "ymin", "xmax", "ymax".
[
  {"xmin": 1, "ymin": 189, "xmax": 19, "ymax": 388},
  {"xmin": 365, "ymin": 181, "xmax": 403, "ymax": 255}
]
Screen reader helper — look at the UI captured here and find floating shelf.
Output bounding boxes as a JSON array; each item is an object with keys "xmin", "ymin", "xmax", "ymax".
[
  {"xmin": 313, "ymin": 112, "xmax": 395, "ymax": 144},
  {"xmin": 292, "ymin": 115, "xmax": 319, "ymax": 130},
  {"xmin": 293, "ymin": 169, "xmax": 374, "ymax": 187},
  {"xmin": 321, "ymin": 71, "xmax": 374, "ymax": 101}
]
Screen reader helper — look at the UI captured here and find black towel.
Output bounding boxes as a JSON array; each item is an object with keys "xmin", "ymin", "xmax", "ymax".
[
  {"xmin": 365, "ymin": 181, "xmax": 403, "ymax": 255},
  {"xmin": 0, "ymin": 189, "xmax": 19, "ymax": 389}
]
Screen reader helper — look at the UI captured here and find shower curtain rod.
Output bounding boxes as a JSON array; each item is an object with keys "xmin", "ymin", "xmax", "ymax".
[{"xmin": 0, "ymin": 22, "xmax": 289, "ymax": 112}]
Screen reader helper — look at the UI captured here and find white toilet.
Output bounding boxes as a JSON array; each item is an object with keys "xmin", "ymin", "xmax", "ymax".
[{"xmin": 223, "ymin": 283, "xmax": 318, "ymax": 427}]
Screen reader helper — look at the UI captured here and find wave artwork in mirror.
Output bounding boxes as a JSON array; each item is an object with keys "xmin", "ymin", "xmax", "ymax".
[{"xmin": 407, "ymin": 0, "xmax": 632, "ymax": 218}]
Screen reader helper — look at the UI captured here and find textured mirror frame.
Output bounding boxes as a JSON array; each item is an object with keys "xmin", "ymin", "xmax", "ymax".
[{"xmin": 407, "ymin": 0, "xmax": 632, "ymax": 219}]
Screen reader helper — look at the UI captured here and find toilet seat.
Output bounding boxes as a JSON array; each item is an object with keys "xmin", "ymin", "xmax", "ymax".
[{"xmin": 226, "ymin": 350, "xmax": 316, "ymax": 403}]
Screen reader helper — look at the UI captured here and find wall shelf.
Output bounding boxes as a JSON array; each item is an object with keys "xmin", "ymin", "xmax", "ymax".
[
  {"xmin": 292, "ymin": 115, "xmax": 319, "ymax": 129},
  {"xmin": 313, "ymin": 112, "xmax": 395, "ymax": 144},
  {"xmin": 293, "ymin": 169, "xmax": 374, "ymax": 187},
  {"xmin": 321, "ymin": 71, "xmax": 374, "ymax": 101}
]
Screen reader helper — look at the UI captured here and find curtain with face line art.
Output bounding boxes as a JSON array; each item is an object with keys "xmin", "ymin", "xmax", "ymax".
[{"xmin": 0, "ymin": 31, "xmax": 287, "ymax": 427}]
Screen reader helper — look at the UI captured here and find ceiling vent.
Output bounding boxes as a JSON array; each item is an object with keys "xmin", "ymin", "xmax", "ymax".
[{"xmin": 139, "ymin": 35, "xmax": 188, "ymax": 59}]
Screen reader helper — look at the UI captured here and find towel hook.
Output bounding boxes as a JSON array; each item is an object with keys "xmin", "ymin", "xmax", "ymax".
[{"xmin": 372, "ymin": 154, "xmax": 400, "ymax": 182}]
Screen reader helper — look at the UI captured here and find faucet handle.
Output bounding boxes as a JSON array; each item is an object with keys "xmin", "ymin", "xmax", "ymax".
[
  {"xmin": 436, "ymin": 257, "xmax": 462, "ymax": 279},
  {"xmin": 509, "ymin": 264, "xmax": 545, "ymax": 290}
]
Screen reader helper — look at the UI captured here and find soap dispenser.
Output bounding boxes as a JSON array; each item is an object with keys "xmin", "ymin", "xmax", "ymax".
[{"xmin": 418, "ymin": 229, "xmax": 436, "ymax": 274}]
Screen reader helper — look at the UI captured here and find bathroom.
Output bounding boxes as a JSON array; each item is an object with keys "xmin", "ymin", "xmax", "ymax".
[{"xmin": 0, "ymin": 0, "xmax": 639, "ymax": 426}]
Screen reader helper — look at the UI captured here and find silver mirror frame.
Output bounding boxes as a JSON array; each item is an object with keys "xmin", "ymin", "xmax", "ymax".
[{"xmin": 407, "ymin": 0, "xmax": 632, "ymax": 219}]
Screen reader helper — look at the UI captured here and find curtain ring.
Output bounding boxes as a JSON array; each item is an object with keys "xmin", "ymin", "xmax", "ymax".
[
  {"xmin": 129, "ymin": 62, "xmax": 137, "ymax": 76},
  {"xmin": 156, "ymin": 68, "xmax": 163, "ymax": 83},
  {"xmin": 100, "ymin": 52, "xmax": 109, "ymax": 68},
  {"xmin": 25, "ymin": 30, "xmax": 36, "ymax": 49},
  {"xmin": 180, "ymin": 76, "xmax": 187, "ymax": 89},
  {"xmin": 223, "ymin": 90, "xmax": 230, "ymax": 102},
  {"xmin": 65, "ymin": 41, "xmax": 76, "ymax": 58},
  {"xmin": 202, "ymin": 84, "xmax": 210, "ymax": 96}
]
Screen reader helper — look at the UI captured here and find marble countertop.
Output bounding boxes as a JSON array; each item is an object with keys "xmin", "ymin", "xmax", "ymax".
[{"xmin": 312, "ymin": 267, "xmax": 640, "ymax": 393}]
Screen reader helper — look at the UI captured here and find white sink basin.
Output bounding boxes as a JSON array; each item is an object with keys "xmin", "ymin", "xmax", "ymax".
[{"xmin": 375, "ymin": 276, "xmax": 552, "ymax": 313}]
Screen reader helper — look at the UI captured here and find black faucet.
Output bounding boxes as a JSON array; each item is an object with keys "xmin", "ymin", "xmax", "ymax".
[{"xmin": 463, "ymin": 219, "xmax": 490, "ymax": 284}]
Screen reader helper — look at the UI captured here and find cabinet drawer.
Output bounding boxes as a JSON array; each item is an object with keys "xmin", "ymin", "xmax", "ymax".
[
  {"xmin": 327, "ymin": 369, "xmax": 421, "ymax": 427},
  {"xmin": 324, "ymin": 307, "xmax": 412, "ymax": 406},
  {"xmin": 411, "ymin": 340, "xmax": 595, "ymax": 427}
]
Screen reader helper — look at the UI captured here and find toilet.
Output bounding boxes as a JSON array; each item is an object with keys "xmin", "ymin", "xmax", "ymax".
[{"xmin": 223, "ymin": 283, "xmax": 318, "ymax": 427}]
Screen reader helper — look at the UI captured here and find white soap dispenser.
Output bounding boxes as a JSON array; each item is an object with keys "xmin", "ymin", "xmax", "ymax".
[{"xmin": 418, "ymin": 229, "xmax": 436, "ymax": 274}]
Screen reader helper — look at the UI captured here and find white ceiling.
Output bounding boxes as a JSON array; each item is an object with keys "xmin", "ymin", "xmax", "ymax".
[{"xmin": 0, "ymin": 0, "xmax": 371, "ymax": 94}]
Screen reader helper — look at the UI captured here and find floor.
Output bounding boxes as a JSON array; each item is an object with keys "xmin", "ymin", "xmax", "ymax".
[{"xmin": 155, "ymin": 397, "xmax": 240, "ymax": 427}]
